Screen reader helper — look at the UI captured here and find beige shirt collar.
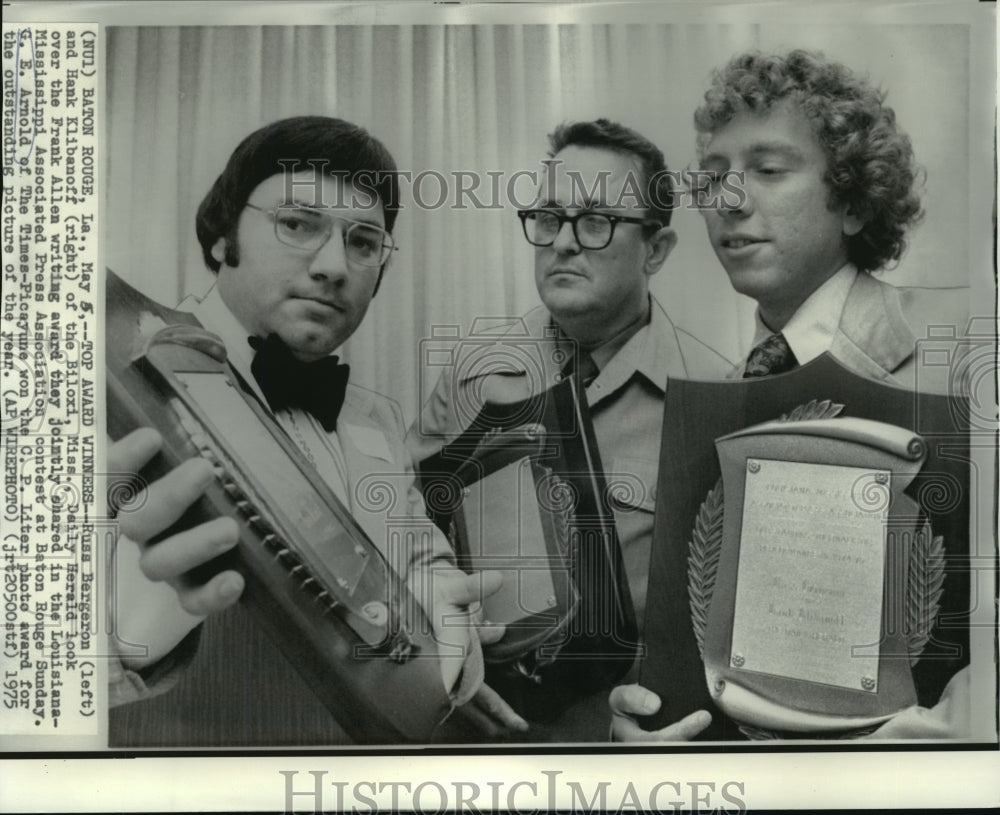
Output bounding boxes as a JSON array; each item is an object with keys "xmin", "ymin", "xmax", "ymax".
[
  {"xmin": 752, "ymin": 264, "xmax": 857, "ymax": 365},
  {"xmin": 555, "ymin": 295, "xmax": 683, "ymax": 404},
  {"xmin": 178, "ymin": 283, "xmax": 266, "ymax": 404}
]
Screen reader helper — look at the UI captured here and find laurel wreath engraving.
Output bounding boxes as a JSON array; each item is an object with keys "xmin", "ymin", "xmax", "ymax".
[
  {"xmin": 778, "ymin": 398, "xmax": 845, "ymax": 422},
  {"xmin": 907, "ymin": 521, "xmax": 945, "ymax": 666},
  {"xmin": 737, "ymin": 722, "xmax": 879, "ymax": 740},
  {"xmin": 736, "ymin": 723, "xmax": 778, "ymax": 740},
  {"xmin": 686, "ymin": 400, "xmax": 945, "ymax": 739},
  {"xmin": 688, "ymin": 481, "xmax": 724, "ymax": 660}
]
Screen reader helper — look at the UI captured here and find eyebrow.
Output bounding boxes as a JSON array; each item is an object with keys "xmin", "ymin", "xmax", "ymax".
[
  {"xmin": 280, "ymin": 200, "xmax": 386, "ymax": 227},
  {"xmin": 534, "ymin": 197, "xmax": 612, "ymax": 211},
  {"xmin": 703, "ymin": 141, "xmax": 807, "ymax": 165}
]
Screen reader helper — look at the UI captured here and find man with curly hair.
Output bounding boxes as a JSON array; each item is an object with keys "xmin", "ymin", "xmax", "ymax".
[
  {"xmin": 610, "ymin": 49, "xmax": 970, "ymax": 741},
  {"xmin": 695, "ymin": 48, "xmax": 967, "ymax": 387}
]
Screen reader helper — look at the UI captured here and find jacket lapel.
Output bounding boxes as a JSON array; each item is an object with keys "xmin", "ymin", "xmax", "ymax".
[
  {"xmin": 831, "ymin": 273, "xmax": 915, "ymax": 382},
  {"xmin": 336, "ymin": 391, "xmax": 399, "ymax": 544},
  {"xmin": 452, "ymin": 301, "xmax": 691, "ymax": 409}
]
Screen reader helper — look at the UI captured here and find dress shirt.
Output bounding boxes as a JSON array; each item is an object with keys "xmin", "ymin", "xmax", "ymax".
[
  {"xmin": 180, "ymin": 284, "xmax": 353, "ymax": 507},
  {"xmin": 411, "ymin": 295, "xmax": 732, "ymax": 639},
  {"xmin": 109, "ymin": 283, "xmax": 484, "ymax": 740},
  {"xmin": 748, "ymin": 264, "xmax": 857, "ymax": 368},
  {"xmin": 579, "ymin": 301, "xmax": 688, "ymax": 633},
  {"xmin": 408, "ymin": 295, "xmax": 731, "ymax": 740}
]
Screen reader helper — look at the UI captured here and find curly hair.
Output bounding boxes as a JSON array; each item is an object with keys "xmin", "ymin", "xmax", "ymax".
[
  {"xmin": 548, "ymin": 118, "xmax": 676, "ymax": 227},
  {"xmin": 195, "ymin": 116, "xmax": 399, "ymax": 292},
  {"xmin": 694, "ymin": 49, "xmax": 923, "ymax": 273}
]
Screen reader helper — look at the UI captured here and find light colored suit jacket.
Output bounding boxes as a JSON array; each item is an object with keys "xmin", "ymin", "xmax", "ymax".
[
  {"xmin": 410, "ymin": 296, "xmax": 732, "ymax": 459},
  {"xmin": 735, "ymin": 273, "xmax": 971, "ymax": 394},
  {"xmin": 826, "ymin": 273, "xmax": 970, "ymax": 394},
  {"xmin": 408, "ymin": 296, "xmax": 731, "ymax": 741},
  {"xmin": 109, "ymin": 308, "xmax": 473, "ymax": 746},
  {"xmin": 339, "ymin": 382, "xmax": 458, "ymax": 570},
  {"xmin": 728, "ymin": 273, "xmax": 975, "ymax": 739},
  {"xmin": 408, "ymin": 297, "xmax": 731, "ymax": 633}
]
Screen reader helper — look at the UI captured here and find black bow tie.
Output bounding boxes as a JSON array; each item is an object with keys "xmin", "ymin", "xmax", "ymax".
[{"xmin": 248, "ymin": 335, "xmax": 350, "ymax": 431}]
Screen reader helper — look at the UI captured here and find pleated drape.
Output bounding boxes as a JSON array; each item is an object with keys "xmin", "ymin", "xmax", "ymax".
[{"xmin": 107, "ymin": 24, "xmax": 970, "ymax": 420}]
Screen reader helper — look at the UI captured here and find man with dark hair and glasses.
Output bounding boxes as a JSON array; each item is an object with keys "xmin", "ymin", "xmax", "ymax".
[
  {"xmin": 408, "ymin": 118, "xmax": 730, "ymax": 741},
  {"xmin": 107, "ymin": 116, "xmax": 521, "ymax": 745}
]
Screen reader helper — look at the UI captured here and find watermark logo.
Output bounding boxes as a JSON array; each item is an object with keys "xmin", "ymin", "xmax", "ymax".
[
  {"xmin": 279, "ymin": 769, "xmax": 748, "ymax": 814},
  {"xmin": 275, "ymin": 158, "xmax": 747, "ymax": 213}
]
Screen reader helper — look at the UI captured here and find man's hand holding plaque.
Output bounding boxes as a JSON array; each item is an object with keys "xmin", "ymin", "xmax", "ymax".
[
  {"xmin": 108, "ymin": 425, "xmax": 527, "ymax": 737},
  {"xmin": 612, "ymin": 666, "xmax": 971, "ymax": 742},
  {"xmin": 609, "ymin": 685, "xmax": 712, "ymax": 742},
  {"xmin": 637, "ymin": 356, "xmax": 972, "ymax": 741},
  {"xmin": 691, "ymin": 412, "xmax": 935, "ymax": 736},
  {"xmin": 110, "ymin": 428, "xmax": 241, "ymax": 672}
]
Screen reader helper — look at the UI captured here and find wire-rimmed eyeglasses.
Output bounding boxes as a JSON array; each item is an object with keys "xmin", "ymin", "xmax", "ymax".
[{"xmin": 245, "ymin": 203, "xmax": 396, "ymax": 267}]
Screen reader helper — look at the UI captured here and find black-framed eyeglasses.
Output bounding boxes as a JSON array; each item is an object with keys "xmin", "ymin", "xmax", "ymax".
[
  {"xmin": 245, "ymin": 203, "xmax": 397, "ymax": 267},
  {"xmin": 517, "ymin": 208, "xmax": 662, "ymax": 250}
]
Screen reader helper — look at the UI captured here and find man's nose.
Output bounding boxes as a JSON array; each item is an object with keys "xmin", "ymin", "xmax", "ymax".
[
  {"xmin": 307, "ymin": 228, "xmax": 351, "ymax": 282},
  {"xmin": 719, "ymin": 176, "xmax": 753, "ymax": 219},
  {"xmin": 551, "ymin": 219, "xmax": 581, "ymax": 253}
]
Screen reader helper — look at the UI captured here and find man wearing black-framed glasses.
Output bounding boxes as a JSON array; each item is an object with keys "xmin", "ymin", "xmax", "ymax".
[
  {"xmin": 409, "ymin": 118, "xmax": 729, "ymax": 741},
  {"xmin": 518, "ymin": 208, "xmax": 662, "ymax": 252}
]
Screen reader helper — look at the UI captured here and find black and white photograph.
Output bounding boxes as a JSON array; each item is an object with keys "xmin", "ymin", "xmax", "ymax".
[{"xmin": 2, "ymin": 0, "xmax": 997, "ymax": 811}]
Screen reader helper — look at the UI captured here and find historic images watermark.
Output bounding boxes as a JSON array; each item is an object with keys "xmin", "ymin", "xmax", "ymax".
[
  {"xmin": 275, "ymin": 158, "xmax": 747, "ymax": 213},
  {"xmin": 280, "ymin": 768, "xmax": 748, "ymax": 813}
]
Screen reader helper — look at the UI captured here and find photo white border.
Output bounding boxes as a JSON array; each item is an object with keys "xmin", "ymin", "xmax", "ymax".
[{"xmin": 2, "ymin": 1, "xmax": 997, "ymax": 811}]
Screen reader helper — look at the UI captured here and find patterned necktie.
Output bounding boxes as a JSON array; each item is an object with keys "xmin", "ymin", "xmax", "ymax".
[
  {"xmin": 248, "ymin": 334, "xmax": 350, "ymax": 431},
  {"xmin": 562, "ymin": 350, "xmax": 599, "ymax": 388},
  {"xmin": 743, "ymin": 332, "xmax": 797, "ymax": 378}
]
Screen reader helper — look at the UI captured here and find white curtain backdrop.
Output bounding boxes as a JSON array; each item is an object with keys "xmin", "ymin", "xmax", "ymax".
[{"xmin": 106, "ymin": 24, "xmax": 972, "ymax": 421}]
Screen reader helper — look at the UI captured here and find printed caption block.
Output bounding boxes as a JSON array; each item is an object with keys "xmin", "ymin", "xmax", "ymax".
[{"xmin": 2, "ymin": 23, "xmax": 100, "ymax": 737}]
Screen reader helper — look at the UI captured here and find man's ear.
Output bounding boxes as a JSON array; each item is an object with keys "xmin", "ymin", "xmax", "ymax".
[
  {"xmin": 211, "ymin": 237, "xmax": 227, "ymax": 267},
  {"xmin": 644, "ymin": 226, "xmax": 678, "ymax": 277},
  {"xmin": 841, "ymin": 204, "xmax": 868, "ymax": 237}
]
